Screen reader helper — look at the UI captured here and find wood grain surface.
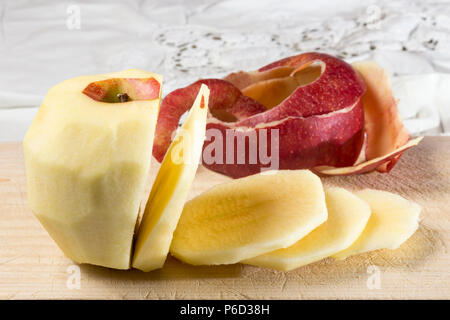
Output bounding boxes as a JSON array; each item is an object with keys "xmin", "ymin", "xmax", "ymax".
[{"xmin": 0, "ymin": 137, "xmax": 449, "ymax": 299}]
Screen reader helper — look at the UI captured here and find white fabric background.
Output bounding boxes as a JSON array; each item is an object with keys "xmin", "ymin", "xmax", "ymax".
[{"xmin": 0, "ymin": 0, "xmax": 449, "ymax": 141}]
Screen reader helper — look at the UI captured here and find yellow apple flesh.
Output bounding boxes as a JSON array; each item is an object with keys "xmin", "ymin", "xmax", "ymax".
[
  {"xmin": 242, "ymin": 187, "xmax": 371, "ymax": 271},
  {"xmin": 170, "ymin": 170, "xmax": 328, "ymax": 266},
  {"xmin": 333, "ymin": 189, "xmax": 421, "ymax": 260},
  {"xmin": 23, "ymin": 69, "xmax": 162, "ymax": 269},
  {"xmin": 132, "ymin": 84, "xmax": 210, "ymax": 272}
]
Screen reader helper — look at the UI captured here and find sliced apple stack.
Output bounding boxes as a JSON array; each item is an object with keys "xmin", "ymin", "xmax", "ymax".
[
  {"xmin": 333, "ymin": 189, "xmax": 421, "ymax": 260},
  {"xmin": 170, "ymin": 172, "xmax": 421, "ymax": 271},
  {"xmin": 243, "ymin": 187, "xmax": 371, "ymax": 271},
  {"xmin": 170, "ymin": 170, "xmax": 328, "ymax": 265}
]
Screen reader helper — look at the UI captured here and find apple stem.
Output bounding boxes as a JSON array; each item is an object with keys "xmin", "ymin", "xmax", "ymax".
[{"xmin": 117, "ymin": 93, "xmax": 130, "ymax": 102}]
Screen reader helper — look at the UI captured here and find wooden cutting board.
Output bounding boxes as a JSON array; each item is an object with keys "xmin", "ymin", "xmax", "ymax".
[{"xmin": 0, "ymin": 137, "xmax": 449, "ymax": 300}]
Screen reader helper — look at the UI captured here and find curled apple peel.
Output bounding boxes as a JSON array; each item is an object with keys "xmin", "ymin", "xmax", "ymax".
[
  {"xmin": 352, "ymin": 61, "xmax": 411, "ymax": 173},
  {"xmin": 153, "ymin": 52, "xmax": 419, "ymax": 178}
]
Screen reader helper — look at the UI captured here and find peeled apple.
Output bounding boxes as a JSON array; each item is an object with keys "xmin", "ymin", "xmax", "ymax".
[{"xmin": 23, "ymin": 69, "xmax": 162, "ymax": 269}]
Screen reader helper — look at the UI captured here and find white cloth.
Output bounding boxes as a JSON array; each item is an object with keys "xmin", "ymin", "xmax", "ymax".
[{"xmin": 0, "ymin": 0, "xmax": 449, "ymax": 141}]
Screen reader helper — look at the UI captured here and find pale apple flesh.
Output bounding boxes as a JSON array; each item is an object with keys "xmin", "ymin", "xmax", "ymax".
[
  {"xmin": 333, "ymin": 189, "xmax": 421, "ymax": 260},
  {"xmin": 23, "ymin": 69, "xmax": 162, "ymax": 269},
  {"xmin": 243, "ymin": 187, "xmax": 371, "ymax": 271},
  {"xmin": 170, "ymin": 170, "xmax": 328, "ymax": 265},
  {"xmin": 132, "ymin": 84, "xmax": 210, "ymax": 272}
]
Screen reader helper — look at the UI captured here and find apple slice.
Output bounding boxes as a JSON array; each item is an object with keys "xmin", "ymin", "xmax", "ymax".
[
  {"xmin": 243, "ymin": 187, "xmax": 371, "ymax": 271},
  {"xmin": 23, "ymin": 69, "xmax": 162, "ymax": 269},
  {"xmin": 170, "ymin": 170, "xmax": 328, "ymax": 265},
  {"xmin": 132, "ymin": 84, "xmax": 210, "ymax": 272},
  {"xmin": 333, "ymin": 189, "xmax": 421, "ymax": 260}
]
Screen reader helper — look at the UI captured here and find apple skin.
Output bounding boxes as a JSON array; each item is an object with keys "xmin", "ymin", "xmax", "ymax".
[
  {"xmin": 228, "ymin": 52, "xmax": 366, "ymax": 121},
  {"xmin": 83, "ymin": 77, "xmax": 160, "ymax": 102},
  {"xmin": 205, "ymin": 100, "xmax": 364, "ymax": 178},
  {"xmin": 313, "ymin": 137, "xmax": 422, "ymax": 176},
  {"xmin": 152, "ymin": 79, "xmax": 267, "ymax": 163},
  {"xmin": 153, "ymin": 52, "xmax": 367, "ymax": 178},
  {"xmin": 153, "ymin": 52, "xmax": 416, "ymax": 178},
  {"xmin": 311, "ymin": 61, "xmax": 416, "ymax": 175},
  {"xmin": 352, "ymin": 61, "xmax": 410, "ymax": 173}
]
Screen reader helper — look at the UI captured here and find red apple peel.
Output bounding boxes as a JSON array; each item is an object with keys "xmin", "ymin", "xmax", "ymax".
[{"xmin": 153, "ymin": 52, "xmax": 419, "ymax": 178}]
